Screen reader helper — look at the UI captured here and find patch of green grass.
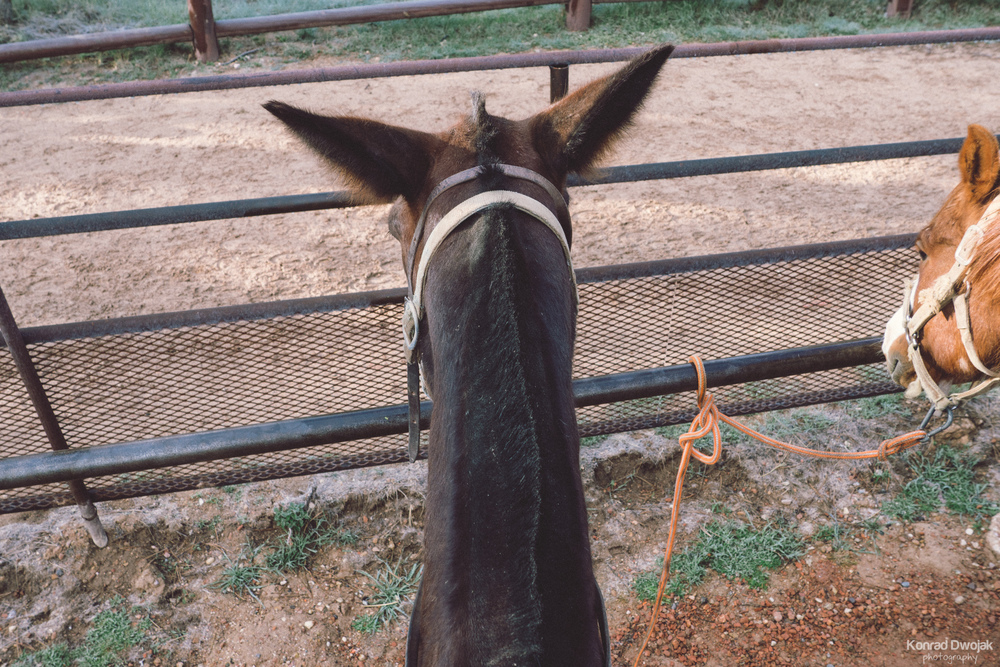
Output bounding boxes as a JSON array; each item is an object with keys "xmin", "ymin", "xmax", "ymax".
[
  {"xmin": 354, "ymin": 559, "xmax": 421, "ymax": 633},
  {"xmin": 633, "ymin": 551, "xmax": 710, "ymax": 602},
  {"xmin": 11, "ymin": 598, "xmax": 155, "ymax": 667},
  {"xmin": 10, "ymin": 643, "xmax": 72, "ymax": 667},
  {"xmin": 221, "ymin": 484, "xmax": 242, "ymax": 499},
  {"xmin": 633, "ymin": 519, "xmax": 802, "ymax": 599},
  {"xmin": 871, "ymin": 465, "xmax": 892, "ymax": 485},
  {"xmin": 632, "ymin": 558, "xmax": 661, "ymax": 602},
  {"xmin": 273, "ymin": 502, "xmax": 312, "ymax": 533},
  {"xmin": 211, "ymin": 544, "xmax": 264, "ymax": 601},
  {"xmin": 882, "ymin": 445, "xmax": 1000, "ymax": 521},
  {"xmin": 194, "ymin": 516, "xmax": 221, "ymax": 532},
  {"xmin": 845, "ymin": 393, "xmax": 906, "ymax": 420},
  {"xmin": 351, "ymin": 613, "xmax": 381, "ymax": 634},
  {"xmin": 710, "ymin": 500, "xmax": 732, "ymax": 516},
  {"xmin": 697, "ymin": 520, "xmax": 803, "ymax": 589},
  {"xmin": 814, "ymin": 518, "xmax": 881, "ymax": 554},
  {"xmin": 332, "ymin": 525, "xmax": 360, "ymax": 546},
  {"xmin": 77, "ymin": 604, "xmax": 151, "ymax": 667},
  {"xmin": 580, "ymin": 434, "xmax": 609, "ymax": 448},
  {"xmin": 266, "ymin": 502, "xmax": 342, "ymax": 572},
  {"xmin": 11, "ymin": 599, "xmax": 159, "ymax": 667}
]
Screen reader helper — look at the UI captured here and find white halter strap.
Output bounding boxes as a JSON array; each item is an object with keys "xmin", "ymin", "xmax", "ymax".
[
  {"xmin": 402, "ymin": 190, "xmax": 576, "ymax": 360},
  {"xmin": 898, "ymin": 191, "xmax": 1000, "ymax": 410}
]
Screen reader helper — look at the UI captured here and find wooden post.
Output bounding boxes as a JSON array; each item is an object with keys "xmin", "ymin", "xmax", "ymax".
[
  {"xmin": 886, "ymin": 0, "xmax": 911, "ymax": 19},
  {"xmin": 565, "ymin": 0, "xmax": 591, "ymax": 32},
  {"xmin": 188, "ymin": 0, "xmax": 220, "ymax": 63},
  {"xmin": 0, "ymin": 0, "xmax": 15, "ymax": 25}
]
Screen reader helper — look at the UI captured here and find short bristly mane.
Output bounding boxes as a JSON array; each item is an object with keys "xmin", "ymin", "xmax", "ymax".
[
  {"xmin": 967, "ymin": 194, "xmax": 1000, "ymax": 294},
  {"xmin": 455, "ymin": 101, "xmax": 546, "ymax": 664}
]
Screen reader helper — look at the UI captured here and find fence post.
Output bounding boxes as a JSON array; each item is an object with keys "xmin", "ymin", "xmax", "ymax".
[
  {"xmin": 886, "ymin": 0, "xmax": 912, "ymax": 19},
  {"xmin": 549, "ymin": 64, "xmax": 569, "ymax": 103},
  {"xmin": 188, "ymin": 0, "xmax": 220, "ymax": 63},
  {"xmin": 0, "ymin": 286, "xmax": 109, "ymax": 547},
  {"xmin": 565, "ymin": 0, "xmax": 591, "ymax": 31}
]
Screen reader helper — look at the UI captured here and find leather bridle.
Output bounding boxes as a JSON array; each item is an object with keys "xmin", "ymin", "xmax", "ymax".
[{"xmin": 885, "ymin": 192, "xmax": 1000, "ymax": 411}]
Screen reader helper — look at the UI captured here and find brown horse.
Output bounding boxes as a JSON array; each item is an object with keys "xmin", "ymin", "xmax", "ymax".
[
  {"xmin": 265, "ymin": 45, "xmax": 673, "ymax": 666},
  {"xmin": 883, "ymin": 124, "xmax": 1000, "ymax": 409}
]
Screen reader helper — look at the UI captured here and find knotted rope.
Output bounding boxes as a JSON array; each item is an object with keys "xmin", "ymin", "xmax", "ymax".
[{"xmin": 631, "ymin": 355, "xmax": 927, "ymax": 667}]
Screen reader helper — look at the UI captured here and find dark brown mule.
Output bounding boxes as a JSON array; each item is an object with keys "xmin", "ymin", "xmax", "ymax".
[
  {"xmin": 265, "ymin": 45, "xmax": 673, "ymax": 666},
  {"xmin": 883, "ymin": 124, "xmax": 1000, "ymax": 407}
]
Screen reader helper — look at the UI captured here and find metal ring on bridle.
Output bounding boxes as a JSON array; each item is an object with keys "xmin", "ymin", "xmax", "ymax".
[
  {"xmin": 402, "ymin": 298, "xmax": 420, "ymax": 358},
  {"xmin": 919, "ymin": 404, "xmax": 954, "ymax": 439}
]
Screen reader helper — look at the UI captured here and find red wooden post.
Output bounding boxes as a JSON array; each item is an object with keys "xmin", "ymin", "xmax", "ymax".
[
  {"xmin": 886, "ymin": 0, "xmax": 911, "ymax": 19},
  {"xmin": 188, "ymin": 0, "xmax": 220, "ymax": 62},
  {"xmin": 565, "ymin": 0, "xmax": 591, "ymax": 32}
]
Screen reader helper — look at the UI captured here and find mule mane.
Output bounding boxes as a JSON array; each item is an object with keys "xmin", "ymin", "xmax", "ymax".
[
  {"xmin": 967, "ymin": 191, "xmax": 1000, "ymax": 292},
  {"xmin": 468, "ymin": 91, "xmax": 508, "ymax": 186}
]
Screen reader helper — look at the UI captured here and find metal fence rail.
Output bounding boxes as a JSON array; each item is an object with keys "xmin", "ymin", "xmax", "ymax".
[
  {"xmin": 1, "ymin": 138, "xmax": 975, "ymax": 241},
  {"xmin": 0, "ymin": 234, "xmax": 915, "ymax": 515},
  {"xmin": 3, "ymin": 28, "xmax": 1000, "ymax": 108}
]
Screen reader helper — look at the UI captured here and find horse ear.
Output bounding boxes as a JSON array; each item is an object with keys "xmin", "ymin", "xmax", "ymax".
[
  {"xmin": 530, "ymin": 44, "xmax": 673, "ymax": 175},
  {"xmin": 958, "ymin": 124, "xmax": 1000, "ymax": 204},
  {"xmin": 264, "ymin": 101, "xmax": 436, "ymax": 203}
]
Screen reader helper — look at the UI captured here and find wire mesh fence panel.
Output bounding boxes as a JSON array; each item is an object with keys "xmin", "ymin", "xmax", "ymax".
[{"xmin": 0, "ymin": 237, "xmax": 918, "ymax": 514}]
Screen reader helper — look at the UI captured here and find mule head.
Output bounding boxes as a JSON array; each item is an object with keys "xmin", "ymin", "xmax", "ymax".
[
  {"xmin": 883, "ymin": 124, "xmax": 1000, "ymax": 396},
  {"xmin": 263, "ymin": 44, "xmax": 673, "ymax": 288}
]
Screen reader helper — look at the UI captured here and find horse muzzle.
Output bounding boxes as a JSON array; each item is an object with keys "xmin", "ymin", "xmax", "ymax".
[{"xmin": 882, "ymin": 299, "xmax": 922, "ymax": 397}]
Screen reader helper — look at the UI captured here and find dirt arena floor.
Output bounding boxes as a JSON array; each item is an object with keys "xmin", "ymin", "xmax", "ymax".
[{"xmin": 2, "ymin": 43, "xmax": 1000, "ymax": 667}]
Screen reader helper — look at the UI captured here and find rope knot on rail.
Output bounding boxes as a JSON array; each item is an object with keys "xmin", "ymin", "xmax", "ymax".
[{"xmin": 631, "ymin": 355, "xmax": 928, "ymax": 667}]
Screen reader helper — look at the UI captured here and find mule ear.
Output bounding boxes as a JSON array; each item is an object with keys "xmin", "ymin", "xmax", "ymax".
[
  {"xmin": 530, "ymin": 44, "xmax": 673, "ymax": 175},
  {"xmin": 264, "ymin": 101, "xmax": 436, "ymax": 203},
  {"xmin": 958, "ymin": 124, "xmax": 1000, "ymax": 204}
]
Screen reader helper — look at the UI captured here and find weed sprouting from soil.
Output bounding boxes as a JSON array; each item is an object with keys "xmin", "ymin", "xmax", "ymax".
[
  {"xmin": 353, "ymin": 559, "xmax": 421, "ymax": 634},
  {"xmin": 266, "ymin": 502, "xmax": 357, "ymax": 572},
  {"xmin": 211, "ymin": 543, "xmax": 265, "ymax": 602},
  {"xmin": 814, "ymin": 517, "xmax": 883, "ymax": 558}
]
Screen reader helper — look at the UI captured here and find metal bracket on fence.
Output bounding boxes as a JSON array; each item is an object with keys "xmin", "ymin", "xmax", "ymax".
[
  {"xmin": 549, "ymin": 63, "xmax": 569, "ymax": 103},
  {"xmin": 0, "ymin": 286, "xmax": 109, "ymax": 547}
]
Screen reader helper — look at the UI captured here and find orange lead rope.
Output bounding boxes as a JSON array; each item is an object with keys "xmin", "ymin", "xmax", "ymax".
[{"xmin": 631, "ymin": 355, "xmax": 927, "ymax": 667}]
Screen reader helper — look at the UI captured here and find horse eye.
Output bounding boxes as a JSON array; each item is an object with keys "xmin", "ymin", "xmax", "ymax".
[{"xmin": 918, "ymin": 249, "xmax": 927, "ymax": 261}]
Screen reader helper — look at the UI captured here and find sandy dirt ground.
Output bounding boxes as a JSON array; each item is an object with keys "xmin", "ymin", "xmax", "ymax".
[
  {"xmin": 4, "ymin": 42, "xmax": 1000, "ymax": 327},
  {"xmin": 2, "ymin": 43, "xmax": 1000, "ymax": 667}
]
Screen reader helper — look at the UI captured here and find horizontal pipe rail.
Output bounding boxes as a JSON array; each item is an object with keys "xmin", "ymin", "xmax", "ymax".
[
  {"xmin": 2, "ymin": 28, "xmax": 1000, "ymax": 107},
  {"xmin": 0, "ymin": 24, "xmax": 193, "ymax": 64},
  {"xmin": 0, "ymin": 191, "xmax": 356, "ymax": 240},
  {"xmin": 213, "ymin": 0, "xmax": 563, "ymax": 37},
  {"xmin": 0, "ymin": 0, "xmax": 563, "ymax": 65},
  {"xmin": 1, "ymin": 137, "xmax": 973, "ymax": 241},
  {"xmin": 0, "ymin": 337, "xmax": 884, "ymax": 490}
]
